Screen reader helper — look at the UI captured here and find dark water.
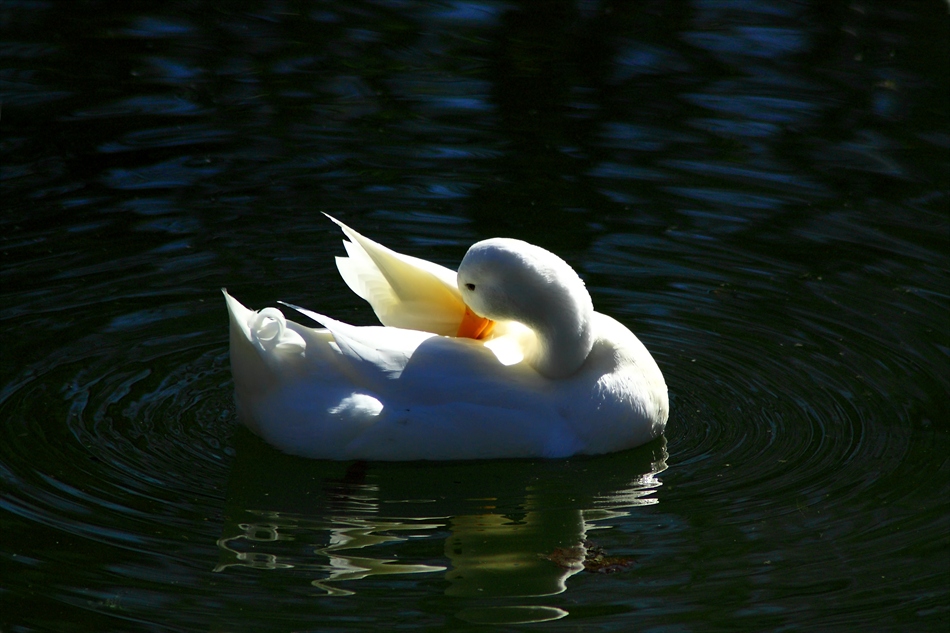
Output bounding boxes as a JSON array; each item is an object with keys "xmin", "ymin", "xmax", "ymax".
[{"xmin": 2, "ymin": 1, "xmax": 948, "ymax": 631}]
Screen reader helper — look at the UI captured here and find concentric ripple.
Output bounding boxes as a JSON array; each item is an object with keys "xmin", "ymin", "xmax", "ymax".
[
  {"xmin": 591, "ymin": 229, "xmax": 946, "ymax": 496},
  {"xmin": 2, "ymin": 327, "xmax": 233, "ymax": 532},
  {"xmin": 584, "ymin": 227, "xmax": 949, "ymax": 626}
]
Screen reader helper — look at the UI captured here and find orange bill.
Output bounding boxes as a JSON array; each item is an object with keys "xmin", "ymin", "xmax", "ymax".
[{"xmin": 456, "ymin": 305, "xmax": 495, "ymax": 340}]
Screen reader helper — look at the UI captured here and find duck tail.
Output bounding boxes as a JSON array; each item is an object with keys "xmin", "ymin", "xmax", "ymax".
[{"xmin": 222, "ymin": 289, "xmax": 305, "ymax": 434}]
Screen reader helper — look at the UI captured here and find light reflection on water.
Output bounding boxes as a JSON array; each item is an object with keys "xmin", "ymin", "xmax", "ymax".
[{"xmin": 214, "ymin": 435, "xmax": 665, "ymax": 621}]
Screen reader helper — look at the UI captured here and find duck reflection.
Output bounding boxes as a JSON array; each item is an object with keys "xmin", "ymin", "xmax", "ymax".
[
  {"xmin": 216, "ymin": 430, "xmax": 666, "ymax": 605},
  {"xmin": 215, "ymin": 512, "xmax": 447, "ymax": 596},
  {"xmin": 444, "ymin": 510, "xmax": 586, "ymax": 597}
]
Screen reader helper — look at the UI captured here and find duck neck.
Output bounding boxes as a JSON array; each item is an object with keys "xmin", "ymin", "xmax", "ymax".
[{"xmin": 523, "ymin": 296, "xmax": 595, "ymax": 380}]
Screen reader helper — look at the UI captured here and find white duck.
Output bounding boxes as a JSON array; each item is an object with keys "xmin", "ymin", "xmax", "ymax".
[{"xmin": 223, "ymin": 216, "xmax": 668, "ymax": 461}]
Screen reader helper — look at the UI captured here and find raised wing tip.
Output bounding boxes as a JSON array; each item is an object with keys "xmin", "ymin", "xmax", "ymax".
[{"xmin": 324, "ymin": 212, "xmax": 363, "ymax": 248}]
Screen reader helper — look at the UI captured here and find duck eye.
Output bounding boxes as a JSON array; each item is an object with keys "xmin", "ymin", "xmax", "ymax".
[{"xmin": 465, "ymin": 283, "xmax": 475, "ymax": 291}]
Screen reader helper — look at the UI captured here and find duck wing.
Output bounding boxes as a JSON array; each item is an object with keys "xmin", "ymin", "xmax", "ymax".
[
  {"xmin": 328, "ymin": 215, "xmax": 465, "ymax": 335},
  {"xmin": 282, "ymin": 302, "xmax": 435, "ymax": 382}
]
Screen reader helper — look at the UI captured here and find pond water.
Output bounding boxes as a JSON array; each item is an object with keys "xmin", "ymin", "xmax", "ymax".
[{"xmin": 2, "ymin": 1, "xmax": 948, "ymax": 631}]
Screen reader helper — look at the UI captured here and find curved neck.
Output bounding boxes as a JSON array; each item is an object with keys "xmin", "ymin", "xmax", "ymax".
[
  {"xmin": 457, "ymin": 238, "xmax": 596, "ymax": 378},
  {"xmin": 522, "ymin": 294, "xmax": 595, "ymax": 379}
]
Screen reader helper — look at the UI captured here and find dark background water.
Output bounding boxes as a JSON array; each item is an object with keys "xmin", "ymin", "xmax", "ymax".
[{"xmin": 2, "ymin": 1, "xmax": 948, "ymax": 631}]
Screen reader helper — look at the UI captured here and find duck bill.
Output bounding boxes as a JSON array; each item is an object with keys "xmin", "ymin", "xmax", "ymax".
[{"xmin": 456, "ymin": 306, "xmax": 495, "ymax": 340}]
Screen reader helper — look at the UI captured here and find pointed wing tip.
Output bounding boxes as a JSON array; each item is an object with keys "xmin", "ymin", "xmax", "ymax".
[
  {"xmin": 276, "ymin": 300, "xmax": 305, "ymax": 313},
  {"xmin": 325, "ymin": 213, "xmax": 363, "ymax": 249},
  {"xmin": 323, "ymin": 212, "xmax": 353, "ymax": 235},
  {"xmin": 278, "ymin": 301, "xmax": 329, "ymax": 327}
]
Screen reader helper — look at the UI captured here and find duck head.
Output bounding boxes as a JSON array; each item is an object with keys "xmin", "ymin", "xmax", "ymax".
[{"xmin": 457, "ymin": 238, "xmax": 595, "ymax": 379}]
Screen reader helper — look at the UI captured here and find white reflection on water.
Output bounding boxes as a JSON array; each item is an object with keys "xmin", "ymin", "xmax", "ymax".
[
  {"xmin": 214, "ymin": 437, "xmax": 666, "ymax": 615},
  {"xmin": 215, "ymin": 514, "xmax": 446, "ymax": 596}
]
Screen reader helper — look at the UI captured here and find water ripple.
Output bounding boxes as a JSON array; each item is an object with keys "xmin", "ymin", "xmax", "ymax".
[
  {"xmin": 588, "ymin": 227, "xmax": 947, "ymax": 544},
  {"xmin": 1, "ymin": 328, "xmax": 234, "ymax": 547}
]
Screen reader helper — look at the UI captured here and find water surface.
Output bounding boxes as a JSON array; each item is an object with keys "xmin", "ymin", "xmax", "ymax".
[{"xmin": 2, "ymin": 1, "xmax": 948, "ymax": 631}]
